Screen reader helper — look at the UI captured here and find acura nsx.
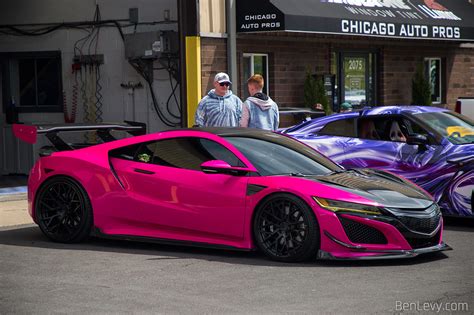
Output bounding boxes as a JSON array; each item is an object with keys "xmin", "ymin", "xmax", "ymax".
[{"xmin": 14, "ymin": 123, "xmax": 450, "ymax": 261}]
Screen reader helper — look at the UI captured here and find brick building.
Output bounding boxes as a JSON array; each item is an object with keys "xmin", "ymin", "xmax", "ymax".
[
  {"xmin": 189, "ymin": 0, "xmax": 474, "ymax": 121},
  {"xmin": 1, "ymin": 0, "xmax": 473, "ymax": 174}
]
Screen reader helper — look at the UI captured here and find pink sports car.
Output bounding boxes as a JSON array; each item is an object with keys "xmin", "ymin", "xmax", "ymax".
[{"xmin": 14, "ymin": 123, "xmax": 451, "ymax": 262}]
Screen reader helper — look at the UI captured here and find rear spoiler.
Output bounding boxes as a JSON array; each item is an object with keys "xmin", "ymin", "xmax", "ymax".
[{"xmin": 13, "ymin": 121, "xmax": 146, "ymax": 151}]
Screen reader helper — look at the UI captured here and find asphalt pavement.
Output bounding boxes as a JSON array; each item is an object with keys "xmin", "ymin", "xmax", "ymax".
[{"xmin": 1, "ymin": 194, "xmax": 473, "ymax": 314}]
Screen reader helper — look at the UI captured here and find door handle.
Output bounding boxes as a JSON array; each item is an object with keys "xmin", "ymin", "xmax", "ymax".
[{"xmin": 134, "ymin": 168, "xmax": 155, "ymax": 175}]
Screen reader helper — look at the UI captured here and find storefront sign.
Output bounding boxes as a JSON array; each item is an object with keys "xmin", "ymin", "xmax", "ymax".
[
  {"xmin": 236, "ymin": 0, "xmax": 474, "ymax": 41},
  {"xmin": 341, "ymin": 20, "xmax": 460, "ymax": 39},
  {"xmin": 240, "ymin": 14, "xmax": 282, "ymax": 31},
  {"xmin": 236, "ymin": 1, "xmax": 284, "ymax": 32}
]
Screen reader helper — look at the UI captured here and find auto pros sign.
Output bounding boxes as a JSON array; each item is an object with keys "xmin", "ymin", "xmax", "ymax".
[
  {"xmin": 236, "ymin": 1, "xmax": 285, "ymax": 32},
  {"xmin": 341, "ymin": 20, "xmax": 460, "ymax": 39},
  {"xmin": 331, "ymin": 0, "xmax": 465, "ymax": 39},
  {"xmin": 240, "ymin": 13, "xmax": 282, "ymax": 31},
  {"xmin": 236, "ymin": 0, "xmax": 474, "ymax": 41}
]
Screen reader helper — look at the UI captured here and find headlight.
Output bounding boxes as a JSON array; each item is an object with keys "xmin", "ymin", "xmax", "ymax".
[{"xmin": 313, "ymin": 197, "xmax": 381, "ymax": 215}]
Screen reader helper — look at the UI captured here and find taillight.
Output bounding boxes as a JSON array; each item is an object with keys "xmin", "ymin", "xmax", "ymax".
[{"xmin": 455, "ymin": 100, "xmax": 461, "ymax": 113}]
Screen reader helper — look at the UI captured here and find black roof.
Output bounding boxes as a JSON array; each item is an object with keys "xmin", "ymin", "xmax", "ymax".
[
  {"xmin": 186, "ymin": 127, "xmax": 341, "ymax": 171},
  {"xmin": 191, "ymin": 127, "xmax": 275, "ymax": 137}
]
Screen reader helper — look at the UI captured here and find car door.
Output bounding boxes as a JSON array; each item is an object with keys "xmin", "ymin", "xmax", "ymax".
[
  {"xmin": 342, "ymin": 116, "xmax": 400, "ymax": 169},
  {"xmin": 394, "ymin": 116, "xmax": 447, "ymax": 184},
  {"xmin": 110, "ymin": 135, "xmax": 249, "ymax": 240},
  {"xmin": 301, "ymin": 117, "xmax": 357, "ymax": 164}
]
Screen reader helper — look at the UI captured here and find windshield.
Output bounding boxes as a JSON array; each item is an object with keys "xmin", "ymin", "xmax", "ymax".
[
  {"xmin": 225, "ymin": 136, "xmax": 341, "ymax": 176},
  {"xmin": 414, "ymin": 111, "xmax": 474, "ymax": 144}
]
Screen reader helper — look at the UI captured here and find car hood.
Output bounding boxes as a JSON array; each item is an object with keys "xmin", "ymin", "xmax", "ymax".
[{"xmin": 304, "ymin": 168, "xmax": 433, "ymax": 209}]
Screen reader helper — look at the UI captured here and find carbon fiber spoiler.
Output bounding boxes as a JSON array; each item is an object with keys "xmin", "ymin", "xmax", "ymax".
[{"xmin": 13, "ymin": 121, "xmax": 146, "ymax": 151}]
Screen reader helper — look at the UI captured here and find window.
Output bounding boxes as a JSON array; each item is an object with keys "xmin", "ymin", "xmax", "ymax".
[
  {"xmin": 424, "ymin": 58, "xmax": 442, "ymax": 104},
  {"xmin": 318, "ymin": 118, "xmax": 356, "ymax": 137},
  {"xmin": 401, "ymin": 118, "xmax": 429, "ymax": 138},
  {"xmin": 109, "ymin": 143, "xmax": 143, "ymax": 160},
  {"xmin": 243, "ymin": 53, "xmax": 268, "ymax": 99},
  {"xmin": 359, "ymin": 116, "xmax": 418, "ymax": 143},
  {"xmin": 413, "ymin": 111, "xmax": 473, "ymax": 145},
  {"xmin": 1, "ymin": 51, "xmax": 62, "ymax": 113},
  {"xmin": 357, "ymin": 118, "xmax": 381, "ymax": 140},
  {"xmin": 133, "ymin": 137, "xmax": 244, "ymax": 171},
  {"xmin": 225, "ymin": 137, "xmax": 336, "ymax": 176}
]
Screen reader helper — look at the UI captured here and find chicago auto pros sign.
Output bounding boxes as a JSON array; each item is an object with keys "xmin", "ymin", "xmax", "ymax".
[
  {"xmin": 323, "ymin": 0, "xmax": 462, "ymax": 39},
  {"xmin": 236, "ymin": 0, "xmax": 473, "ymax": 41}
]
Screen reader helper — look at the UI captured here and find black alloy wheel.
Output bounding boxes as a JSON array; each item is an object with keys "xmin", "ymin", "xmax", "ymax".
[
  {"xmin": 35, "ymin": 176, "xmax": 92, "ymax": 243},
  {"xmin": 253, "ymin": 193, "xmax": 320, "ymax": 262}
]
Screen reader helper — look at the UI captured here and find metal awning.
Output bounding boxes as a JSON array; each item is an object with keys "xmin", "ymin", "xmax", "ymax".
[{"xmin": 236, "ymin": 0, "xmax": 474, "ymax": 41}]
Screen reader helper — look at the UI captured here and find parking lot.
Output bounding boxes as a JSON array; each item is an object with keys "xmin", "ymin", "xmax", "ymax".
[{"xmin": 1, "ymin": 195, "xmax": 473, "ymax": 314}]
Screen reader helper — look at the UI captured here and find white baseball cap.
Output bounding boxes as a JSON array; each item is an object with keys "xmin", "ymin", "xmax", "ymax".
[{"xmin": 214, "ymin": 72, "xmax": 232, "ymax": 84}]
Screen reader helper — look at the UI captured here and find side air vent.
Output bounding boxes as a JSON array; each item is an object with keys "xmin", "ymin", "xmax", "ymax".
[
  {"xmin": 246, "ymin": 184, "xmax": 267, "ymax": 196},
  {"xmin": 339, "ymin": 217, "xmax": 387, "ymax": 244}
]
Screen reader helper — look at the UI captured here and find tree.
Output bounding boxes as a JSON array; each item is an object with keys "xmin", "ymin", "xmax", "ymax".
[
  {"xmin": 303, "ymin": 69, "xmax": 318, "ymax": 108},
  {"xmin": 315, "ymin": 76, "xmax": 331, "ymax": 115},
  {"xmin": 411, "ymin": 64, "xmax": 432, "ymax": 106},
  {"xmin": 303, "ymin": 70, "xmax": 331, "ymax": 115}
]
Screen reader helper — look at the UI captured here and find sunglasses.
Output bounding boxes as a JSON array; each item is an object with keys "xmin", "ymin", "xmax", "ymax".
[{"xmin": 219, "ymin": 82, "xmax": 230, "ymax": 87}]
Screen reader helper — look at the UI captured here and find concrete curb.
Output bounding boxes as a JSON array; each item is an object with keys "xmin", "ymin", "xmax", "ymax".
[
  {"xmin": 0, "ymin": 223, "xmax": 36, "ymax": 232},
  {"xmin": 0, "ymin": 194, "xmax": 31, "ymax": 227},
  {"xmin": 0, "ymin": 193, "xmax": 27, "ymax": 202}
]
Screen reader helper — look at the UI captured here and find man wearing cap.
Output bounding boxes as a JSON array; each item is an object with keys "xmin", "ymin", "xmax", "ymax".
[{"xmin": 194, "ymin": 72, "xmax": 243, "ymax": 127}]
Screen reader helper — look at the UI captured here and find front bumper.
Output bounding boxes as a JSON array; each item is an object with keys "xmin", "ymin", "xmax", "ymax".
[
  {"xmin": 316, "ymin": 203, "xmax": 451, "ymax": 260},
  {"xmin": 317, "ymin": 239, "xmax": 452, "ymax": 260}
]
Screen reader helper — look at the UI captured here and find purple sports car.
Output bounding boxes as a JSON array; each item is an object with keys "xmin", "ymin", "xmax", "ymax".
[{"xmin": 284, "ymin": 106, "xmax": 474, "ymax": 217}]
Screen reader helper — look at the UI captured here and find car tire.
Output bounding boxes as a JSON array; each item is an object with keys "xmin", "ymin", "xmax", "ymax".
[
  {"xmin": 34, "ymin": 176, "xmax": 93, "ymax": 243},
  {"xmin": 253, "ymin": 193, "xmax": 320, "ymax": 262}
]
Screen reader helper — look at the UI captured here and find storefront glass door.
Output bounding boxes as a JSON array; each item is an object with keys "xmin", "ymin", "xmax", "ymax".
[
  {"xmin": 342, "ymin": 54, "xmax": 368, "ymax": 108},
  {"xmin": 332, "ymin": 51, "xmax": 376, "ymax": 111}
]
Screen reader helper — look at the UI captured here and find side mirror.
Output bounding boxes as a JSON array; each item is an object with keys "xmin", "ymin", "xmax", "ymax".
[
  {"xmin": 406, "ymin": 134, "xmax": 428, "ymax": 146},
  {"xmin": 200, "ymin": 160, "xmax": 256, "ymax": 176}
]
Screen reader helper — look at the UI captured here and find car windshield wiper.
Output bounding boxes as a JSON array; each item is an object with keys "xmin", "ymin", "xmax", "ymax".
[
  {"xmin": 273, "ymin": 172, "xmax": 314, "ymax": 177},
  {"xmin": 326, "ymin": 169, "xmax": 347, "ymax": 175},
  {"xmin": 347, "ymin": 168, "xmax": 367, "ymax": 174},
  {"xmin": 326, "ymin": 168, "xmax": 367, "ymax": 176},
  {"xmin": 291, "ymin": 172, "xmax": 312, "ymax": 177}
]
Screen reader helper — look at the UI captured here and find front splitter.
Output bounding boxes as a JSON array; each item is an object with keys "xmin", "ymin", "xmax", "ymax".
[{"xmin": 317, "ymin": 242, "xmax": 452, "ymax": 260}]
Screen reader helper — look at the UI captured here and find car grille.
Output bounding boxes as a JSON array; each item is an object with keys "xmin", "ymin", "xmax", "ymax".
[
  {"xmin": 339, "ymin": 217, "xmax": 387, "ymax": 244},
  {"xmin": 405, "ymin": 230, "xmax": 441, "ymax": 249},
  {"xmin": 397, "ymin": 215, "xmax": 441, "ymax": 234}
]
